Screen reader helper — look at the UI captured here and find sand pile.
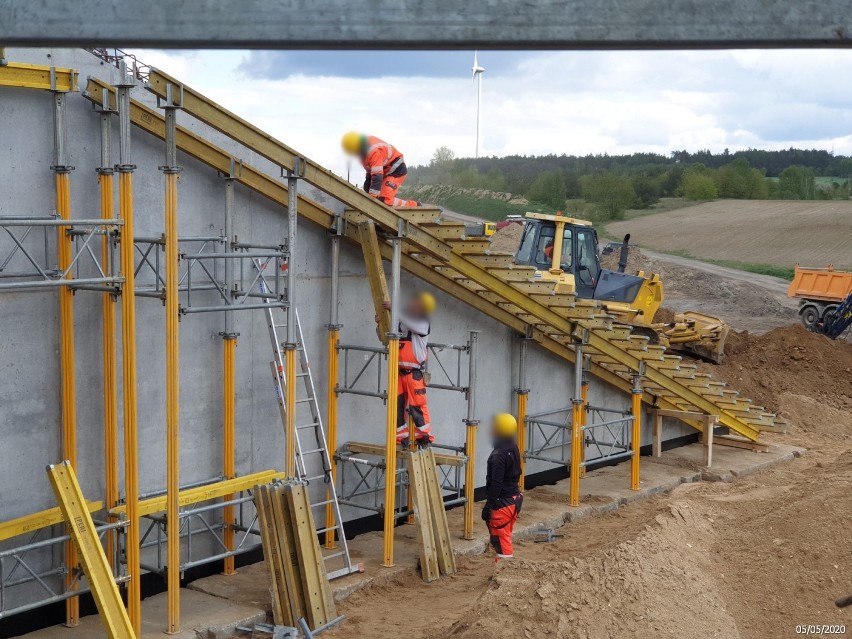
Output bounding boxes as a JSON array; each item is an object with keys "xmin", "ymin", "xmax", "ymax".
[
  {"xmin": 434, "ymin": 501, "xmax": 740, "ymax": 639},
  {"xmin": 489, "ymin": 222, "xmax": 524, "ymax": 254}
]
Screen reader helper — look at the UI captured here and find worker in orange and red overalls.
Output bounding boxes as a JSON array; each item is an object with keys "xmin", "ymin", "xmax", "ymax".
[
  {"xmin": 379, "ymin": 291, "xmax": 436, "ymax": 446},
  {"xmin": 482, "ymin": 413, "xmax": 523, "ymax": 560},
  {"xmin": 341, "ymin": 132, "xmax": 421, "ymax": 208}
]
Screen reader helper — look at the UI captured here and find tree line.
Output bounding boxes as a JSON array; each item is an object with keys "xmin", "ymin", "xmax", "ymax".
[{"xmin": 408, "ymin": 147, "xmax": 852, "ymax": 221}]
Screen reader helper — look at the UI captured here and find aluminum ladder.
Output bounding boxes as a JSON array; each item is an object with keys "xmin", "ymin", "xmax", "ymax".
[{"xmin": 265, "ymin": 306, "xmax": 358, "ymax": 580}]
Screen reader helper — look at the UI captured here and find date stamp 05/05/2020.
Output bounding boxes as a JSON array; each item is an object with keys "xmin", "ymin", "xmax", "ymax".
[{"xmin": 795, "ymin": 626, "xmax": 847, "ymax": 635}]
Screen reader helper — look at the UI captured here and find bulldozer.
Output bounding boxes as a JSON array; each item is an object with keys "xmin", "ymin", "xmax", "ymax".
[{"xmin": 514, "ymin": 212, "xmax": 730, "ymax": 363}]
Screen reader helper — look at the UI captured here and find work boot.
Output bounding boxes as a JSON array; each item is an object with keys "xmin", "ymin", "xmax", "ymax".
[
  {"xmin": 399, "ymin": 438, "xmax": 411, "ymax": 448},
  {"xmin": 416, "ymin": 439, "xmax": 432, "ymax": 449}
]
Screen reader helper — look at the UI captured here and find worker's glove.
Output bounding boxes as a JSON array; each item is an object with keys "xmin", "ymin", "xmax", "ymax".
[{"xmin": 481, "ymin": 507, "xmax": 493, "ymax": 523}]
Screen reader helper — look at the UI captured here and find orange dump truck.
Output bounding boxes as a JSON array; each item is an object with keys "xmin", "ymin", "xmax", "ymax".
[{"xmin": 787, "ymin": 265, "xmax": 852, "ymax": 330}]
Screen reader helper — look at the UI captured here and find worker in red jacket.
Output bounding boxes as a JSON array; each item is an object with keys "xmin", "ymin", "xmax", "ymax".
[
  {"xmin": 482, "ymin": 413, "xmax": 523, "ymax": 560},
  {"xmin": 341, "ymin": 132, "xmax": 420, "ymax": 208}
]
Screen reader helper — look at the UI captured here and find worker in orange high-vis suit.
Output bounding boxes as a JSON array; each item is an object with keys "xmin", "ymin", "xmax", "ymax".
[
  {"xmin": 482, "ymin": 413, "xmax": 523, "ymax": 561},
  {"xmin": 341, "ymin": 131, "xmax": 421, "ymax": 208},
  {"xmin": 379, "ymin": 291, "xmax": 436, "ymax": 446}
]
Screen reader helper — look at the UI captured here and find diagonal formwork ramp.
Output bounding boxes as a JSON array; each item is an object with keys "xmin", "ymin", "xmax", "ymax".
[{"xmin": 83, "ymin": 70, "xmax": 787, "ymax": 442}]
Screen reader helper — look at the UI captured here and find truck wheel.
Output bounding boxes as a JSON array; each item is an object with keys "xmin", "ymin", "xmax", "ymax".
[{"xmin": 800, "ymin": 305, "xmax": 820, "ymax": 329}]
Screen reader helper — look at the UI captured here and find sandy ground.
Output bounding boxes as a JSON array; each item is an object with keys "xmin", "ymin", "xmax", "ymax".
[
  {"xmin": 325, "ymin": 328, "xmax": 852, "ymax": 639},
  {"xmin": 606, "ymin": 200, "xmax": 852, "ymax": 270}
]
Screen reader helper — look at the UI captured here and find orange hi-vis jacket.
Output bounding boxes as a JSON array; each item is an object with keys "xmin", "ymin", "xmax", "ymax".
[{"xmin": 362, "ymin": 136, "xmax": 406, "ymax": 197}]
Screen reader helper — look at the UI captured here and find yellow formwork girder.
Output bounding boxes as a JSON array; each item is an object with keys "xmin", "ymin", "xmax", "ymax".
[
  {"xmin": 46, "ymin": 462, "xmax": 135, "ymax": 639},
  {"xmin": 110, "ymin": 470, "xmax": 284, "ymax": 518},
  {"xmin": 0, "ymin": 62, "xmax": 78, "ymax": 91},
  {"xmin": 0, "ymin": 501, "xmax": 104, "ymax": 542}
]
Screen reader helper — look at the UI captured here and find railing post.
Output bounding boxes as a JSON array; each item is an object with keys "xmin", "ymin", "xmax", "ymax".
[
  {"xmin": 463, "ymin": 330, "xmax": 479, "ymax": 540},
  {"xmin": 631, "ymin": 366, "xmax": 644, "ymax": 491}
]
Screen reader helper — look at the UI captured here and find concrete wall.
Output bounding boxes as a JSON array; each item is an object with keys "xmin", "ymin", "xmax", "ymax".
[{"xmin": 0, "ymin": 48, "xmax": 693, "ymax": 534}]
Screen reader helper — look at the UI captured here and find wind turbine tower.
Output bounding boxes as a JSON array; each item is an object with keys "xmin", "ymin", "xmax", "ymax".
[{"xmin": 472, "ymin": 51, "xmax": 485, "ymax": 158}]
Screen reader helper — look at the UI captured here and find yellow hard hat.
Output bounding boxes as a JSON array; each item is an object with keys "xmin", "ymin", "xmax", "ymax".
[
  {"xmin": 341, "ymin": 131, "xmax": 363, "ymax": 155},
  {"xmin": 493, "ymin": 413, "xmax": 518, "ymax": 438},
  {"xmin": 419, "ymin": 291, "xmax": 436, "ymax": 315}
]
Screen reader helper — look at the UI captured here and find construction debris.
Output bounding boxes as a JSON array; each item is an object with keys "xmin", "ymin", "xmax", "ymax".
[{"xmin": 254, "ymin": 482, "xmax": 337, "ymax": 632}]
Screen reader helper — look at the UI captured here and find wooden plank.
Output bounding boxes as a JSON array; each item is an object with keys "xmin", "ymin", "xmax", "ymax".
[
  {"xmin": 254, "ymin": 485, "xmax": 288, "ymax": 626},
  {"xmin": 345, "ymin": 441, "xmax": 465, "ymax": 467},
  {"xmin": 405, "ymin": 453, "xmax": 440, "ymax": 582},
  {"xmin": 269, "ymin": 484, "xmax": 307, "ymax": 626},
  {"xmin": 47, "ymin": 462, "xmax": 135, "ymax": 639},
  {"xmin": 422, "ymin": 449, "xmax": 457, "ymax": 575},
  {"xmin": 356, "ymin": 221, "xmax": 391, "ymax": 344},
  {"xmin": 284, "ymin": 484, "xmax": 335, "ymax": 628},
  {"xmin": 712, "ymin": 437, "xmax": 770, "ymax": 453}
]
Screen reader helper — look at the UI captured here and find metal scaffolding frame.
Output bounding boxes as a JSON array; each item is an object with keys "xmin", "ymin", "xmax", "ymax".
[{"xmin": 523, "ymin": 339, "xmax": 644, "ymax": 505}]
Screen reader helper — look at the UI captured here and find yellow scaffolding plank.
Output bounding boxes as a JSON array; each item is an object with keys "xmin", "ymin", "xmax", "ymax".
[
  {"xmin": 0, "ymin": 501, "xmax": 104, "ymax": 542},
  {"xmin": 0, "ymin": 62, "xmax": 78, "ymax": 91},
  {"xmin": 46, "ymin": 462, "xmax": 134, "ymax": 639},
  {"xmin": 111, "ymin": 470, "xmax": 283, "ymax": 518}
]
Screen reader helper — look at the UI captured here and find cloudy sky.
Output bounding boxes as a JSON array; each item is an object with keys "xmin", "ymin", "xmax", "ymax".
[{"xmin": 132, "ymin": 49, "xmax": 852, "ymax": 176}]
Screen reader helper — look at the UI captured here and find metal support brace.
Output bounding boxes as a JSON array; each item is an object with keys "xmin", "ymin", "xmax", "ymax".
[
  {"xmin": 94, "ymin": 89, "xmax": 120, "ymax": 569},
  {"xmin": 158, "ymin": 81, "xmax": 183, "ymax": 635},
  {"xmin": 515, "ymin": 327, "xmax": 532, "ymax": 489},
  {"xmin": 283, "ymin": 158, "xmax": 303, "ymax": 477},
  {"xmin": 630, "ymin": 365, "xmax": 645, "ymax": 491},
  {"xmin": 383, "ymin": 224, "xmax": 403, "ymax": 567},
  {"xmin": 325, "ymin": 228, "xmax": 342, "ymax": 549},
  {"xmin": 114, "ymin": 62, "xmax": 142, "ymax": 637},
  {"xmin": 221, "ymin": 159, "xmax": 239, "ymax": 576},
  {"xmin": 463, "ymin": 331, "xmax": 479, "ymax": 540},
  {"xmin": 51, "ymin": 79, "xmax": 80, "ymax": 629},
  {"xmin": 569, "ymin": 336, "xmax": 585, "ymax": 507}
]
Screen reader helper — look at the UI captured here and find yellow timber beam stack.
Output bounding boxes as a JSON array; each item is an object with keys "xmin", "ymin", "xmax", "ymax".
[{"xmin": 82, "ymin": 74, "xmax": 786, "ymax": 442}]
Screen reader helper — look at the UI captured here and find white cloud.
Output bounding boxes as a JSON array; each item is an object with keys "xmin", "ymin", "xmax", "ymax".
[{"xmin": 129, "ymin": 48, "xmax": 852, "ymax": 177}]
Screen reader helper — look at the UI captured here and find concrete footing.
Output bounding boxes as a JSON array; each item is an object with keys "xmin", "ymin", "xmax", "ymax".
[{"xmin": 18, "ymin": 441, "xmax": 803, "ymax": 639}]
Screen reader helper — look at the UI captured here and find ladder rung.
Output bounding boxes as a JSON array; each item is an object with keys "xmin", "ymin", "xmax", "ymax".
[
  {"xmin": 296, "ymin": 398, "xmax": 314, "ymax": 404},
  {"xmin": 303, "ymin": 474, "xmax": 328, "ymax": 483},
  {"xmin": 323, "ymin": 551, "xmax": 345, "ymax": 560},
  {"xmin": 310, "ymin": 498, "xmax": 335, "ymax": 508},
  {"xmin": 297, "ymin": 422, "xmax": 320, "ymax": 430},
  {"xmin": 299, "ymin": 447, "xmax": 326, "ymax": 456}
]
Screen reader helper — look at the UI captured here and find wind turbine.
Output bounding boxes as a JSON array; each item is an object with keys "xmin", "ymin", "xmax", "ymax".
[{"xmin": 472, "ymin": 51, "xmax": 485, "ymax": 158}]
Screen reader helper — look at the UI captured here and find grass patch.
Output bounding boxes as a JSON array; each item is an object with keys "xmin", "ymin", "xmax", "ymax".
[{"xmin": 660, "ymin": 249, "xmax": 795, "ymax": 280}]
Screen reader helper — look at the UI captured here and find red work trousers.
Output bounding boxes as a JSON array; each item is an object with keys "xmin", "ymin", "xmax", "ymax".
[
  {"xmin": 396, "ymin": 368, "xmax": 433, "ymax": 443},
  {"xmin": 487, "ymin": 495, "xmax": 522, "ymax": 559},
  {"xmin": 376, "ymin": 173, "xmax": 418, "ymax": 208}
]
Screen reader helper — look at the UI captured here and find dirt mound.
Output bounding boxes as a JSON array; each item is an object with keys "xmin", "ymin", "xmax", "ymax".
[
  {"xmin": 701, "ymin": 324, "xmax": 852, "ymax": 437},
  {"xmin": 490, "ymin": 222, "xmax": 524, "ymax": 254},
  {"xmin": 435, "ymin": 501, "xmax": 740, "ymax": 639}
]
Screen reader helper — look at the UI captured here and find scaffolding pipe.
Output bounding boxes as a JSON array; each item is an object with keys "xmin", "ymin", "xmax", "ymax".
[
  {"xmin": 52, "ymin": 87, "xmax": 79, "ymax": 628},
  {"xmin": 284, "ymin": 167, "xmax": 298, "ymax": 476},
  {"xmin": 97, "ymin": 103, "xmax": 119, "ymax": 568},
  {"xmin": 383, "ymin": 230, "xmax": 402, "ymax": 567},
  {"xmin": 161, "ymin": 93, "xmax": 182, "ymax": 635},
  {"xmin": 516, "ymin": 335, "xmax": 529, "ymax": 489},
  {"xmin": 569, "ymin": 340, "xmax": 584, "ymax": 507},
  {"xmin": 325, "ymin": 232, "xmax": 340, "ymax": 549},
  {"xmin": 222, "ymin": 172, "xmax": 237, "ymax": 576},
  {"xmin": 463, "ymin": 330, "xmax": 479, "ymax": 540},
  {"xmin": 116, "ymin": 71, "xmax": 141, "ymax": 636},
  {"xmin": 631, "ymin": 372, "xmax": 643, "ymax": 491}
]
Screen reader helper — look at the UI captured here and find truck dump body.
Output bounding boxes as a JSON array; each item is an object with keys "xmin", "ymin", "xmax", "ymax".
[{"xmin": 788, "ymin": 265, "xmax": 852, "ymax": 302}]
